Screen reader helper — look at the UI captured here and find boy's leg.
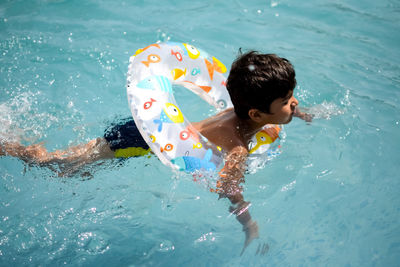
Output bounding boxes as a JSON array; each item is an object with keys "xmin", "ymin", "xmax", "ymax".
[
  {"xmin": 0, "ymin": 118, "xmax": 148, "ymax": 174},
  {"xmin": 0, "ymin": 141, "xmax": 49, "ymax": 162},
  {"xmin": 1, "ymin": 137, "xmax": 114, "ymax": 166},
  {"xmin": 47, "ymin": 137, "xmax": 115, "ymax": 165}
]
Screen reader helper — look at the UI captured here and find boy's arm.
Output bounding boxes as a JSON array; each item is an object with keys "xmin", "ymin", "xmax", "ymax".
[{"xmin": 219, "ymin": 145, "xmax": 259, "ymax": 255}]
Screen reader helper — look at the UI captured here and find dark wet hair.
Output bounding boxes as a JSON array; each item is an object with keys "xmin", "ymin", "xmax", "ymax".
[{"xmin": 226, "ymin": 50, "xmax": 296, "ymax": 119}]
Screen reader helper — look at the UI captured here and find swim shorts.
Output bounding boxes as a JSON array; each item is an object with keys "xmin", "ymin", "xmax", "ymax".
[{"xmin": 104, "ymin": 118, "xmax": 151, "ymax": 158}]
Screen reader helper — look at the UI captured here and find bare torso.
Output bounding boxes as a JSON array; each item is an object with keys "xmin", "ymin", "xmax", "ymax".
[
  {"xmin": 192, "ymin": 108, "xmax": 248, "ymax": 152},
  {"xmin": 192, "ymin": 108, "xmax": 265, "ymax": 153}
]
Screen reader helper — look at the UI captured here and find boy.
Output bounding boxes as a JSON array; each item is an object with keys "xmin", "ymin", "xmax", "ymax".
[{"xmin": 1, "ymin": 51, "xmax": 311, "ymax": 254}]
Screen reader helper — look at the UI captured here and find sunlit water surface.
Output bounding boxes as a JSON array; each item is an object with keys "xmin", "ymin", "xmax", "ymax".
[{"xmin": 1, "ymin": 0, "xmax": 399, "ymax": 266}]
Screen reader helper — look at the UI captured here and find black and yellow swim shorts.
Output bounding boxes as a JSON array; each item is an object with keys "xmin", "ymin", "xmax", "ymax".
[{"xmin": 104, "ymin": 118, "xmax": 151, "ymax": 158}]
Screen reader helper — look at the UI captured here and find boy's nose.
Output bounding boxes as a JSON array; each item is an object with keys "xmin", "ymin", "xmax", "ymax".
[
  {"xmin": 292, "ymin": 97, "xmax": 299, "ymax": 106},
  {"xmin": 291, "ymin": 97, "xmax": 299, "ymax": 108}
]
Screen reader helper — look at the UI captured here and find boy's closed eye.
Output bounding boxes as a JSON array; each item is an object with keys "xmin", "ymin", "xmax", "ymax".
[
  {"xmin": 282, "ymin": 98, "xmax": 290, "ymax": 105},
  {"xmin": 281, "ymin": 94, "xmax": 292, "ymax": 106}
]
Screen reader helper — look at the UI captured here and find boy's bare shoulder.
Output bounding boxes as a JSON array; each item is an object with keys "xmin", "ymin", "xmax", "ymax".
[{"xmin": 194, "ymin": 110, "xmax": 248, "ymax": 152}]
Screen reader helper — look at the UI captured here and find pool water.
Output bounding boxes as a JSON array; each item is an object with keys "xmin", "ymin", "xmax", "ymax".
[{"xmin": 1, "ymin": 0, "xmax": 399, "ymax": 266}]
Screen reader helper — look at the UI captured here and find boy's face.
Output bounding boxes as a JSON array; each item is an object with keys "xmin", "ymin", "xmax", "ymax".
[{"xmin": 259, "ymin": 90, "xmax": 298, "ymax": 124}]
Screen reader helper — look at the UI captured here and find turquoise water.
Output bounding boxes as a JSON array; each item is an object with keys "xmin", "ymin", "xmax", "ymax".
[{"xmin": 1, "ymin": 0, "xmax": 399, "ymax": 266}]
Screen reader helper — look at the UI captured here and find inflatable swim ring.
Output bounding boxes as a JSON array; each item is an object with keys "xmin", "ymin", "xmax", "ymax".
[{"xmin": 127, "ymin": 42, "xmax": 281, "ymax": 173}]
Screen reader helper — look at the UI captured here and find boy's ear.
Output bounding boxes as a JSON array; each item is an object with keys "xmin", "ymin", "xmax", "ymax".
[{"xmin": 248, "ymin": 108, "xmax": 263, "ymax": 122}]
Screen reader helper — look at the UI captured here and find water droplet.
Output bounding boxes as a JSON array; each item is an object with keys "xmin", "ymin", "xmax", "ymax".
[{"xmin": 158, "ymin": 240, "xmax": 175, "ymax": 252}]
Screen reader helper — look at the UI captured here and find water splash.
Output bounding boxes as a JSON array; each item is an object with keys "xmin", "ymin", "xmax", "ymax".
[
  {"xmin": 0, "ymin": 91, "xmax": 58, "ymax": 143},
  {"xmin": 306, "ymin": 101, "xmax": 346, "ymax": 120}
]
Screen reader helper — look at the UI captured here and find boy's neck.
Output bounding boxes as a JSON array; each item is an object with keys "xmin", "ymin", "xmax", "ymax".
[{"xmin": 236, "ymin": 116, "xmax": 267, "ymax": 141}]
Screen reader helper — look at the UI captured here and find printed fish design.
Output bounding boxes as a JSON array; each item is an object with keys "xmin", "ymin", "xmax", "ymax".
[
  {"xmin": 216, "ymin": 99, "xmax": 227, "ymax": 109},
  {"xmin": 183, "ymin": 43, "xmax": 201, "ymax": 59},
  {"xmin": 171, "ymin": 149, "xmax": 216, "ymax": 172},
  {"xmin": 137, "ymin": 75, "xmax": 172, "ymax": 93},
  {"xmin": 193, "ymin": 142, "xmax": 202, "ymax": 149},
  {"xmin": 171, "ymin": 49, "xmax": 183, "ymax": 61},
  {"xmin": 141, "ymin": 54, "xmax": 161, "ymax": 67},
  {"xmin": 183, "ymin": 80, "xmax": 212, "ymax": 93},
  {"xmin": 143, "ymin": 98, "xmax": 156, "ymax": 110},
  {"xmin": 179, "ymin": 125, "xmax": 200, "ymax": 142},
  {"xmin": 160, "ymin": 143, "xmax": 174, "ymax": 153},
  {"xmin": 171, "ymin": 68, "xmax": 187, "ymax": 80},
  {"xmin": 153, "ymin": 103, "xmax": 184, "ymax": 132},
  {"xmin": 249, "ymin": 126, "xmax": 280, "ymax": 154},
  {"xmin": 204, "ymin": 56, "xmax": 227, "ymax": 80},
  {"xmin": 191, "ymin": 68, "xmax": 201, "ymax": 76}
]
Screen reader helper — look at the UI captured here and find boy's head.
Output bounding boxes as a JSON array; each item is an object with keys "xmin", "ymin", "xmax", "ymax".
[{"xmin": 226, "ymin": 51, "xmax": 297, "ymax": 120}]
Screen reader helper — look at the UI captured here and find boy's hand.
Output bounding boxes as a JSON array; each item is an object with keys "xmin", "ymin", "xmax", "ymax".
[
  {"xmin": 294, "ymin": 107, "xmax": 314, "ymax": 123},
  {"xmin": 229, "ymin": 200, "xmax": 260, "ymax": 256},
  {"xmin": 240, "ymin": 219, "xmax": 259, "ymax": 256}
]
